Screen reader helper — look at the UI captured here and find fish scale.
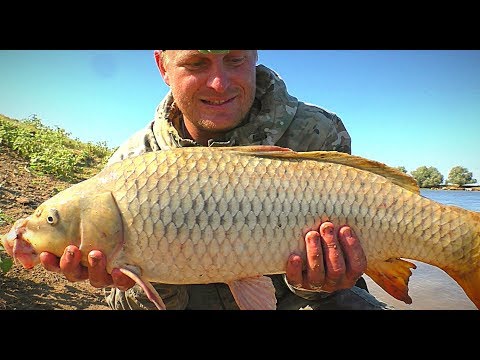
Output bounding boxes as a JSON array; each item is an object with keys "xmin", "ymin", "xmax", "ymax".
[
  {"xmin": 109, "ymin": 149, "xmax": 314, "ymax": 283},
  {"xmin": 2, "ymin": 145, "xmax": 480, "ymax": 310}
]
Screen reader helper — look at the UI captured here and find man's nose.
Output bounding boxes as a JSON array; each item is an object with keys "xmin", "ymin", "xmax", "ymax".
[{"xmin": 206, "ymin": 65, "xmax": 230, "ymax": 92}]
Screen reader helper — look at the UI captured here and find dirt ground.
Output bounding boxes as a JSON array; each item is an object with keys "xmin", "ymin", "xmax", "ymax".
[{"xmin": 0, "ymin": 145, "xmax": 110, "ymax": 310}]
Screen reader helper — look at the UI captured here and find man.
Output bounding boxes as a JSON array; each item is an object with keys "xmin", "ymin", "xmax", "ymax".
[{"xmin": 40, "ymin": 50, "xmax": 392, "ymax": 310}]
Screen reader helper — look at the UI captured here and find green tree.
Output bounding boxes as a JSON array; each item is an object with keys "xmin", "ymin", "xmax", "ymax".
[
  {"xmin": 447, "ymin": 166, "xmax": 477, "ymax": 186},
  {"xmin": 411, "ymin": 166, "xmax": 444, "ymax": 188},
  {"xmin": 394, "ymin": 166, "xmax": 408, "ymax": 174}
]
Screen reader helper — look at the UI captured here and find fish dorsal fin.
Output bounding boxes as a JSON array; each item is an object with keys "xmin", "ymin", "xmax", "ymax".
[
  {"xmin": 217, "ymin": 145, "xmax": 420, "ymax": 195},
  {"xmin": 227, "ymin": 275, "xmax": 277, "ymax": 310},
  {"xmin": 293, "ymin": 151, "xmax": 420, "ymax": 194}
]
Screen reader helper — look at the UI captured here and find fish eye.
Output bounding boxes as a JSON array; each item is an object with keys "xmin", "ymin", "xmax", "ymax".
[{"xmin": 46, "ymin": 208, "xmax": 59, "ymax": 225}]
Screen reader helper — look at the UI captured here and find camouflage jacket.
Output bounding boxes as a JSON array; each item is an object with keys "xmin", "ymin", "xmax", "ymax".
[
  {"xmin": 108, "ymin": 64, "xmax": 351, "ymax": 165},
  {"xmin": 105, "ymin": 64, "xmax": 356, "ymax": 310}
]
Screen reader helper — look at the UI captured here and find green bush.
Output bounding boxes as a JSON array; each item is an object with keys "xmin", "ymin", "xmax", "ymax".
[{"xmin": 0, "ymin": 114, "xmax": 114, "ymax": 181}]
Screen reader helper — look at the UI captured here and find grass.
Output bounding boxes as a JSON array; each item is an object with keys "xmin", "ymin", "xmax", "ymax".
[{"xmin": 0, "ymin": 113, "xmax": 115, "ymax": 182}]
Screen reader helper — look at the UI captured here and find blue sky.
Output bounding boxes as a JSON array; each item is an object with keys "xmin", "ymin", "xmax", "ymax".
[{"xmin": 1, "ymin": 50, "xmax": 479, "ymax": 183}]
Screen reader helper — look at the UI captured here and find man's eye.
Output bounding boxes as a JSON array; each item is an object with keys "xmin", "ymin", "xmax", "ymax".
[
  {"xmin": 226, "ymin": 57, "xmax": 246, "ymax": 66},
  {"xmin": 184, "ymin": 61, "xmax": 206, "ymax": 70}
]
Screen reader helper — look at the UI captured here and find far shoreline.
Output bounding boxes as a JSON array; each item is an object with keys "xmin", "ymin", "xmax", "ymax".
[{"xmin": 425, "ymin": 185, "xmax": 480, "ymax": 192}]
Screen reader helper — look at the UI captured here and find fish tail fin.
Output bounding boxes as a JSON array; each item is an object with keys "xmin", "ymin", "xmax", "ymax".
[
  {"xmin": 445, "ymin": 268, "xmax": 480, "ymax": 310},
  {"xmin": 366, "ymin": 258, "xmax": 417, "ymax": 304},
  {"xmin": 118, "ymin": 267, "xmax": 166, "ymax": 310}
]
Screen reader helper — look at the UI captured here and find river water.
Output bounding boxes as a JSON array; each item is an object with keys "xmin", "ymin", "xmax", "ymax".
[{"xmin": 363, "ymin": 189, "xmax": 480, "ymax": 310}]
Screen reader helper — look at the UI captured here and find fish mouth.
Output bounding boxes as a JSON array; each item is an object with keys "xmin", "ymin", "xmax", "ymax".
[{"xmin": 1, "ymin": 218, "xmax": 39, "ymax": 269}]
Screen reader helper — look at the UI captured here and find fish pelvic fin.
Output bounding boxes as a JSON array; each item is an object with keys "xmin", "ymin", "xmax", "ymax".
[
  {"xmin": 118, "ymin": 267, "xmax": 166, "ymax": 310},
  {"xmin": 227, "ymin": 275, "xmax": 277, "ymax": 310},
  {"xmin": 444, "ymin": 268, "xmax": 480, "ymax": 310},
  {"xmin": 366, "ymin": 258, "xmax": 417, "ymax": 304}
]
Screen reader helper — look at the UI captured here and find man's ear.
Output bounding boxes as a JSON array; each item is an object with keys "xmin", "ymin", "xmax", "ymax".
[{"xmin": 154, "ymin": 50, "xmax": 170, "ymax": 86}]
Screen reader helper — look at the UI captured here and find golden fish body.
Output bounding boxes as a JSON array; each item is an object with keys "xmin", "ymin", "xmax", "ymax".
[{"xmin": 2, "ymin": 146, "xmax": 480, "ymax": 310}]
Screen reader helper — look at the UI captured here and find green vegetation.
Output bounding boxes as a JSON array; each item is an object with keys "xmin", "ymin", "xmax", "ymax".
[
  {"xmin": 0, "ymin": 243, "xmax": 12, "ymax": 274},
  {"xmin": 447, "ymin": 166, "xmax": 477, "ymax": 187},
  {"xmin": 0, "ymin": 210, "xmax": 13, "ymax": 273},
  {"xmin": 0, "ymin": 113, "xmax": 115, "ymax": 182},
  {"xmin": 0, "ymin": 209, "xmax": 12, "ymax": 227},
  {"xmin": 393, "ymin": 164, "xmax": 477, "ymax": 188},
  {"xmin": 394, "ymin": 166, "xmax": 408, "ymax": 174},
  {"xmin": 410, "ymin": 166, "xmax": 444, "ymax": 188}
]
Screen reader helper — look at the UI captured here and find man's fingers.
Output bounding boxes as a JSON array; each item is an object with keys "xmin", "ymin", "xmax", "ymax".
[
  {"xmin": 59, "ymin": 245, "xmax": 88, "ymax": 282},
  {"xmin": 338, "ymin": 226, "xmax": 367, "ymax": 283},
  {"xmin": 87, "ymin": 250, "xmax": 113, "ymax": 288},
  {"xmin": 39, "ymin": 252, "xmax": 61, "ymax": 273},
  {"xmin": 286, "ymin": 222, "xmax": 364, "ymax": 293},
  {"xmin": 305, "ymin": 231, "xmax": 325, "ymax": 289},
  {"xmin": 286, "ymin": 254, "xmax": 304, "ymax": 289},
  {"xmin": 319, "ymin": 222, "xmax": 345, "ymax": 291},
  {"xmin": 40, "ymin": 246, "xmax": 135, "ymax": 291},
  {"xmin": 88, "ymin": 251, "xmax": 136, "ymax": 290},
  {"xmin": 111, "ymin": 268, "xmax": 136, "ymax": 291}
]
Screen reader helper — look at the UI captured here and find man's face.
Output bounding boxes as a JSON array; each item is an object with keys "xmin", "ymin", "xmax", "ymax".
[{"xmin": 159, "ymin": 50, "xmax": 257, "ymax": 135}]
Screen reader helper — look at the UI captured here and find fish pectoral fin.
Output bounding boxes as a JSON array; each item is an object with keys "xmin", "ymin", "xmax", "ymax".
[
  {"xmin": 366, "ymin": 258, "xmax": 417, "ymax": 304},
  {"xmin": 227, "ymin": 275, "xmax": 277, "ymax": 310},
  {"xmin": 118, "ymin": 267, "xmax": 166, "ymax": 310},
  {"xmin": 78, "ymin": 191, "xmax": 123, "ymax": 265}
]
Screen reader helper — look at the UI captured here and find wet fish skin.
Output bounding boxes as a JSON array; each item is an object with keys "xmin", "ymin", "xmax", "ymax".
[{"xmin": 2, "ymin": 145, "xmax": 480, "ymax": 310}]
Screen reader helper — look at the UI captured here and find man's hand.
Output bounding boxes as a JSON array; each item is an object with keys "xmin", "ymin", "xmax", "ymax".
[
  {"xmin": 39, "ymin": 246, "xmax": 135, "ymax": 291},
  {"xmin": 286, "ymin": 221, "xmax": 367, "ymax": 293}
]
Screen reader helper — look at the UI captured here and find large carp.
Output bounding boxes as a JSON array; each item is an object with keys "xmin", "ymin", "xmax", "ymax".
[{"xmin": 2, "ymin": 145, "xmax": 480, "ymax": 310}]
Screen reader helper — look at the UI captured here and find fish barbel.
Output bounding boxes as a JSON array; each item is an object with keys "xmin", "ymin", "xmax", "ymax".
[{"xmin": 2, "ymin": 145, "xmax": 480, "ymax": 310}]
